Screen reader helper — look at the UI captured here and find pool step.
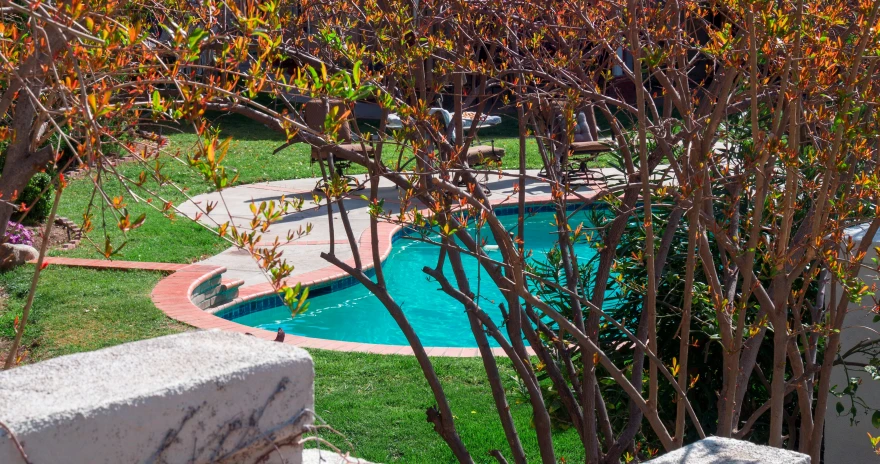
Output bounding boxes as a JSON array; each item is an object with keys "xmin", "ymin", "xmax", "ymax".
[
  {"xmin": 215, "ymin": 279, "xmax": 245, "ymax": 307},
  {"xmin": 190, "ymin": 273, "xmax": 245, "ymax": 310}
]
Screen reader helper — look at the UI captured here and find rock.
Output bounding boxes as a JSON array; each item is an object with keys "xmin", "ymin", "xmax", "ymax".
[
  {"xmin": 302, "ymin": 449, "xmax": 376, "ymax": 464},
  {"xmin": 0, "ymin": 243, "xmax": 39, "ymax": 270},
  {"xmin": 0, "ymin": 331, "xmax": 314, "ymax": 464},
  {"xmin": 645, "ymin": 436, "xmax": 810, "ymax": 463}
]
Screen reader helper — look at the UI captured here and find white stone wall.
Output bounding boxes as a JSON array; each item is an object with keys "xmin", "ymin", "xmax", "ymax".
[
  {"xmin": 825, "ymin": 224, "xmax": 880, "ymax": 463},
  {"xmin": 646, "ymin": 437, "xmax": 809, "ymax": 463},
  {"xmin": 0, "ymin": 330, "xmax": 314, "ymax": 464}
]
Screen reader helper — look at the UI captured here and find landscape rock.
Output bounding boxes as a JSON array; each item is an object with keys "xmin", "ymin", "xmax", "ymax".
[
  {"xmin": 302, "ymin": 449, "xmax": 376, "ymax": 464},
  {"xmin": 645, "ymin": 436, "xmax": 810, "ymax": 463},
  {"xmin": 0, "ymin": 243, "xmax": 39, "ymax": 270}
]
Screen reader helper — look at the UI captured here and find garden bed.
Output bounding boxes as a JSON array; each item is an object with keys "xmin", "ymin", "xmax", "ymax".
[{"xmin": 25, "ymin": 217, "xmax": 82, "ymax": 252}]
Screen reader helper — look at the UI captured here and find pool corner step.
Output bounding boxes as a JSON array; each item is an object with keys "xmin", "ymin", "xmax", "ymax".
[{"xmin": 214, "ymin": 278, "xmax": 245, "ymax": 306}]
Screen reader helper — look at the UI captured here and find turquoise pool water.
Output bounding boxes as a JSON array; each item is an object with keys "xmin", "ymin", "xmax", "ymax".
[{"xmin": 231, "ymin": 208, "xmax": 598, "ymax": 347}]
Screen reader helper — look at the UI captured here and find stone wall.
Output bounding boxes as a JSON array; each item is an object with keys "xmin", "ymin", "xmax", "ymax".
[
  {"xmin": 824, "ymin": 223, "xmax": 880, "ymax": 463},
  {"xmin": 0, "ymin": 330, "xmax": 314, "ymax": 464},
  {"xmin": 645, "ymin": 437, "xmax": 809, "ymax": 463}
]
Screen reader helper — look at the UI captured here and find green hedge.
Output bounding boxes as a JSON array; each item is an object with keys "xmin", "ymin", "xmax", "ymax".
[{"xmin": 14, "ymin": 173, "xmax": 55, "ymax": 225}]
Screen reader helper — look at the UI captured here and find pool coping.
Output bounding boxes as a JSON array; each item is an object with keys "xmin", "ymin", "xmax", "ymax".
[{"xmin": 152, "ymin": 191, "xmax": 598, "ymax": 356}]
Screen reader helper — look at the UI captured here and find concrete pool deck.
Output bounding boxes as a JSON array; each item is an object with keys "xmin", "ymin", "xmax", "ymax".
[
  {"xmin": 177, "ymin": 169, "xmax": 615, "ymax": 286},
  {"xmin": 152, "ymin": 169, "xmax": 619, "ymax": 355}
]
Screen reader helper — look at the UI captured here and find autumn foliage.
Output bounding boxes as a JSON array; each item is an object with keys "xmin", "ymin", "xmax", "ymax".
[{"xmin": 3, "ymin": 0, "xmax": 880, "ymax": 462}]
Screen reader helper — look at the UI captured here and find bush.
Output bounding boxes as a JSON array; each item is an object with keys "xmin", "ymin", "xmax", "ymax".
[
  {"xmin": 14, "ymin": 173, "xmax": 54, "ymax": 225},
  {"xmin": 4, "ymin": 222, "xmax": 35, "ymax": 247}
]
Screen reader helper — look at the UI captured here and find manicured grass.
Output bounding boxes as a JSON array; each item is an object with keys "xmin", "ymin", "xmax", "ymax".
[
  {"xmin": 0, "ymin": 265, "xmax": 584, "ymax": 463},
  {"xmin": 0, "ymin": 266, "xmax": 187, "ymax": 362},
  {"xmin": 312, "ymin": 350, "xmax": 585, "ymax": 463},
  {"xmin": 52, "ymin": 113, "xmax": 613, "ymax": 262}
]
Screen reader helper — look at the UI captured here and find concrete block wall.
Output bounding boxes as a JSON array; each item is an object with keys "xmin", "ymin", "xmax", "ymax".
[
  {"xmin": 190, "ymin": 273, "xmax": 223, "ymax": 309},
  {"xmin": 0, "ymin": 330, "xmax": 314, "ymax": 464}
]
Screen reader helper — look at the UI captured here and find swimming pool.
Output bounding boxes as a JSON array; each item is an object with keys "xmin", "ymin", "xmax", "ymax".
[{"xmin": 229, "ymin": 207, "xmax": 599, "ymax": 347}]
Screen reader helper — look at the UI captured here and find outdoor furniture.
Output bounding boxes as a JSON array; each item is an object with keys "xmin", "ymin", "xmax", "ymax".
[
  {"xmin": 304, "ymin": 99, "xmax": 372, "ymax": 191},
  {"xmin": 385, "ymin": 108, "xmax": 503, "ymax": 135},
  {"xmin": 567, "ymin": 140, "xmax": 614, "ymax": 184},
  {"xmin": 430, "ymin": 108, "xmax": 505, "ymax": 194},
  {"xmin": 429, "ymin": 108, "xmax": 503, "ymax": 138},
  {"xmin": 460, "ymin": 142, "xmax": 506, "ymax": 194},
  {"xmin": 422, "ymin": 108, "xmax": 504, "ymax": 163},
  {"xmin": 466, "ymin": 143, "xmax": 505, "ymax": 167},
  {"xmin": 538, "ymin": 139, "xmax": 615, "ymax": 186},
  {"xmin": 384, "ymin": 107, "xmax": 505, "ymax": 193},
  {"xmin": 385, "ymin": 113, "xmax": 404, "ymax": 129}
]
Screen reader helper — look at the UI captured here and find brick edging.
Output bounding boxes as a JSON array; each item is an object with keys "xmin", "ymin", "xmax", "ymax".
[
  {"xmin": 53, "ymin": 216, "xmax": 83, "ymax": 251},
  {"xmin": 36, "ymin": 257, "xmax": 191, "ymax": 272},
  {"xmin": 150, "ymin": 263, "xmax": 507, "ymax": 356}
]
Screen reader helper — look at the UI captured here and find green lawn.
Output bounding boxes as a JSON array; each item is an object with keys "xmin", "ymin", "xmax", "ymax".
[
  {"xmin": 0, "ymin": 266, "xmax": 182, "ymax": 361},
  {"xmin": 0, "ymin": 265, "xmax": 585, "ymax": 463},
  {"xmin": 0, "ymin": 114, "xmax": 597, "ymax": 462},
  {"xmin": 53, "ymin": 114, "xmax": 612, "ymax": 262},
  {"xmin": 313, "ymin": 350, "xmax": 585, "ymax": 463}
]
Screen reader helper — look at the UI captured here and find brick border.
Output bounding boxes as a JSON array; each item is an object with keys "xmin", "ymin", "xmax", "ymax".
[
  {"xmin": 151, "ymin": 263, "xmax": 509, "ymax": 356},
  {"xmin": 152, "ymin": 190, "xmax": 598, "ymax": 357},
  {"xmin": 38, "ymin": 257, "xmax": 191, "ymax": 272},
  {"xmin": 53, "ymin": 216, "xmax": 83, "ymax": 251}
]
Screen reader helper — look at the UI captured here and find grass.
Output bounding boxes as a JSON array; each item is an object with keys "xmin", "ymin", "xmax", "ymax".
[
  {"xmin": 1, "ymin": 114, "xmax": 604, "ymax": 462},
  {"xmin": 0, "ymin": 266, "xmax": 186, "ymax": 362},
  {"xmin": 0, "ymin": 265, "xmax": 585, "ymax": 463},
  {"xmin": 312, "ymin": 350, "xmax": 585, "ymax": 463},
  {"xmin": 52, "ymin": 113, "xmax": 613, "ymax": 262}
]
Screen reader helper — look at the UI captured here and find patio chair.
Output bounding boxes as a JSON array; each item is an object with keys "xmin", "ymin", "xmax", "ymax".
[
  {"xmin": 536, "ymin": 140, "xmax": 615, "ymax": 185},
  {"xmin": 463, "ymin": 142, "xmax": 506, "ymax": 194},
  {"xmin": 566, "ymin": 140, "xmax": 615, "ymax": 185},
  {"xmin": 423, "ymin": 108, "xmax": 507, "ymax": 194},
  {"xmin": 304, "ymin": 98, "xmax": 373, "ymax": 191}
]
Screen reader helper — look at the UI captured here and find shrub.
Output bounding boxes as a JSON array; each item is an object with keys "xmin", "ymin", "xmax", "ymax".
[
  {"xmin": 13, "ymin": 172, "xmax": 54, "ymax": 225},
  {"xmin": 4, "ymin": 222, "xmax": 35, "ymax": 247}
]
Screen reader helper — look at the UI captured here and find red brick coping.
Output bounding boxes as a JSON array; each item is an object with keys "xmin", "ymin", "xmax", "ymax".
[
  {"xmin": 150, "ymin": 229, "xmax": 511, "ymax": 356},
  {"xmin": 149, "ymin": 191, "xmax": 592, "ymax": 356},
  {"xmin": 40, "ymin": 257, "xmax": 191, "ymax": 272}
]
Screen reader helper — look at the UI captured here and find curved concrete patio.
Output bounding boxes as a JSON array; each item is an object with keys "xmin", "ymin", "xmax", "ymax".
[{"xmin": 177, "ymin": 170, "xmax": 608, "ymax": 286}]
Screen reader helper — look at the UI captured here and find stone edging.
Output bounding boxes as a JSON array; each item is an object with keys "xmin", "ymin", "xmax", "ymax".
[{"xmin": 152, "ymin": 192, "xmax": 593, "ymax": 357}]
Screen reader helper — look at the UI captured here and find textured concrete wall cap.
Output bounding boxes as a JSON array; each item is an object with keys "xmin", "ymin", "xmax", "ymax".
[
  {"xmin": 645, "ymin": 437, "xmax": 810, "ymax": 463},
  {"xmin": 0, "ymin": 330, "xmax": 314, "ymax": 464}
]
